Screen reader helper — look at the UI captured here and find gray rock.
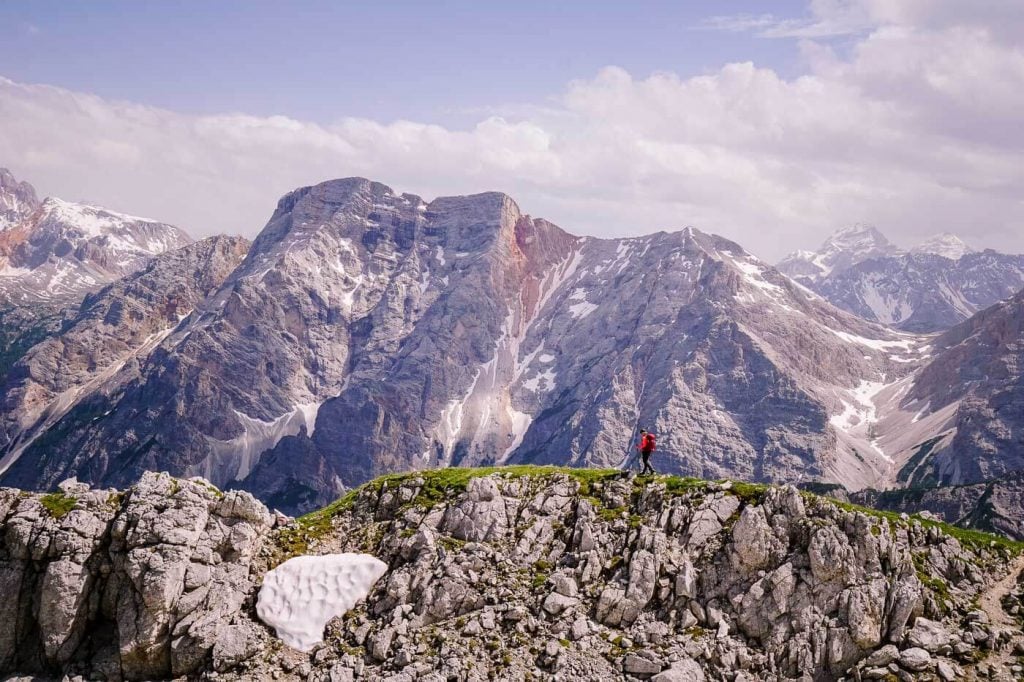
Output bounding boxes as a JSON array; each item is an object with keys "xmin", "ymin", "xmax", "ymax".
[
  {"xmin": 652, "ymin": 658, "xmax": 704, "ymax": 682},
  {"xmin": 898, "ymin": 647, "xmax": 932, "ymax": 672},
  {"xmin": 863, "ymin": 644, "xmax": 900, "ymax": 667},
  {"xmin": 936, "ymin": 659, "xmax": 960, "ymax": 681},
  {"xmin": 906, "ymin": 617, "xmax": 952, "ymax": 653},
  {"xmin": 542, "ymin": 592, "xmax": 579, "ymax": 616},
  {"xmin": 623, "ymin": 652, "xmax": 662, "ymax": 675}
]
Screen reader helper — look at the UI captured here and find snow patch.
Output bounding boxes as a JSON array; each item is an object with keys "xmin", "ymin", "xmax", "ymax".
[
  {"xmin": 568, "ymin": 301, "xmax": 598, "ymax": 318},
  {"xmin": 826, "ymin": 328, "xmax": 917, "ymax": 351},
  {"xmin": 522, "ymin": 368, "xmax": 557, "ymax": 392},
  {"xmin": 257, "ymin": 554, "xmax": 387, "ymax": 652},
  {"xmin": 830, "ymin": 380, "xmax": 895, "ymax": 463},
  {"xmin": 211, "ymin": 402, "xmax": 322, "ymax": 480},
  {"xmin": 732, "ymin": 258, "xmax": 785, "ymax": 295}
]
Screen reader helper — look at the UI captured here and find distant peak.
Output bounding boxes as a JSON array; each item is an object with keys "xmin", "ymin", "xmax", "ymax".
[
  {"xmin": 0, "ymin": 167, "xmax": 41, "ymax": 229},
  {"xmin": 911, "ymin": 233, "xmax": 975, "ymax": 260},
  {"xmin": 823, "ymin": 223, "xmax": 893, "ymax": 248},
  {"xmin": 778, "ymin": 224, "xmax": 901, "ymax": 281}
]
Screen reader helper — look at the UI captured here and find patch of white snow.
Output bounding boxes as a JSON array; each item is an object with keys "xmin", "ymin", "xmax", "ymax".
[{"xmin": 256, "ymin": 554, "xmax": 387, "ymax": 652}]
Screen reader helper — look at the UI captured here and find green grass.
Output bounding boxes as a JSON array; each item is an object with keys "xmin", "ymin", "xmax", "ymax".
[
  {"xmin": 913, "ymin": 552, "xmax": 951, "ymax": 612},
  {"xmin": 39, "ymin": 492, "xmax": 77, "ymax": 519}
]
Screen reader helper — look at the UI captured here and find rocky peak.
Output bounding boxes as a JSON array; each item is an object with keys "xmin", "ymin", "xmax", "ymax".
[
  {"xmin": 778, "ymin": 223, "xmax": 902, "ymax": 284},
  {"xmin": 0, "ymin": 187, "xmax": 192, "ymax": 305},
  {"xmin": 823, "ymin": 223, "xmax": 895, "ymax": 251},
  {"xmin": 0, "ymin": 167, "xmax": 39, "ymax": 231},
  {"xmin": 779, "ymin": 223, "xmax": 1023, "ymax": 332},
  {"xmin": 911, "ymin": 232, "xmax": 976, "ymax": 260}
]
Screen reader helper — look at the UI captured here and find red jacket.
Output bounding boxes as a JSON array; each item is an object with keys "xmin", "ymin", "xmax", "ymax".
[{"xmin": 639, "ymin": 433, "xmax": 656, "ymax": 452}]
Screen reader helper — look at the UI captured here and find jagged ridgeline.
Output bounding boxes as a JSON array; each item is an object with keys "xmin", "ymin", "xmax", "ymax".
[
  {"xmin": 3, "ymin": 172, "xmax": 1024, "ymax": 525},
  {"xmin": 1, "ymin": 467, "xmax": 1021, "ymax": 680}
]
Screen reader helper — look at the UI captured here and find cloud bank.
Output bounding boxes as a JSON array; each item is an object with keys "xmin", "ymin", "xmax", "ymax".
[{"xmin": 1, "ymin": 0, "xmax": 1022, "ymax": 261}]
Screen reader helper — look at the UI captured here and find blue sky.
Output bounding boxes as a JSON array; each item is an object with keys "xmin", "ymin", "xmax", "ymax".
[
  {"xmin": 1, "ymin": 1, "xmax": 1023, "ymax": 260},
  {"xmin": 0, "ymin": 1, "xmax": 809, "ymax": 125}
]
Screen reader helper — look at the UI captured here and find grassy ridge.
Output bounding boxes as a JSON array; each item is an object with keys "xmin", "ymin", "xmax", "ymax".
[{"xmin": 281, "ymin": 465, "xmax": 1024, "ymax": 557}]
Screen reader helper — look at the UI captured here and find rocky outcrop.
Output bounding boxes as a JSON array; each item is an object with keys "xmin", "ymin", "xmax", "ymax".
[
  {"xmin": 1, "ymin": 468, "xmax": 1019, "ymax": 681},
  {"xmin": 0, "ymin": 472, "xmax": 274, "ymax": 679}
]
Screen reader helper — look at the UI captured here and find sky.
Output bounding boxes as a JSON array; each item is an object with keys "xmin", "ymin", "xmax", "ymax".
[{"xmin": 1, "ymin": 0, "xmax": 1023, "ymax": 261}]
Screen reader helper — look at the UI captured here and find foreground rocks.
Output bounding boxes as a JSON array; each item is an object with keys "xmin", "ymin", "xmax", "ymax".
[
  {"xmin": 0, "ymin": 472, "xmax": 274, "ymax": 679},
  {"xmin": 1, "ymin": 467, "xmax": 1022, "ymax": 680}
]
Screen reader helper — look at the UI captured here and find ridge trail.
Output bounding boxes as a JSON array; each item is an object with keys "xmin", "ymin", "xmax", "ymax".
[{"xmin": 974, "ymin": 553, "xmax": 1024, "ymax": 680}]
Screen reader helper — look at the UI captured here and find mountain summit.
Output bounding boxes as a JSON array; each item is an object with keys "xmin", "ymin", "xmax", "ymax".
[
  {"xmin": 777, "ymin": 224, "xmax": 900, "ymax": 283},
  {"xmin": 0, "ymin": 167, "xmax": 40, "ymax": 231},
  {"xmin": 910, "ymin": 233, "xmax": 976, "ymax": 260}
]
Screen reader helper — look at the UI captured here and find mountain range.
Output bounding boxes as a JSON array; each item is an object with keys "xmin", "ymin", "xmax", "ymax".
[
  {"xmin": 0, "ymin": 172, "xmax": 1020, "ymax": 518},
  {"xmin": 778, "ymin": 224, "xmax": 1024, "ymax": 332},
  {"xmin": 0, "ymin": 168, "xmax": 191, "ymax": 306},
  {"xmin": 0, "ymin": 169, "xmax": 192, "ymax": 381}
]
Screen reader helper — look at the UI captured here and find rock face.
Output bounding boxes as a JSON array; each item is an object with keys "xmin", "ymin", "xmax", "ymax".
[
  {"xmin": 0, "ymin": 468, "xmax": 1019, "ymax": 681},
  {"xmin": 0, "ymin": 168, "xmax": 39, "ymax": 231},
  {"xmin": 0, "ymin": 235, "xmax": 250, "ymax": 482},
  {"xmin": 0, "ymin": 471, "xmax": 274, "ymax": 679},
  {"xmin": 0, "ymin": 176, "xmax": 942, "ymax": 513},
  {"xmin": 897, "ymin": 288, "xmax": 1024, "ymax": 487},
  {"xmin": 778, "ymin": 225, "xmax": 1024, "ymax": 332},
  {"xmin": 0, "ymin": 168, "xmax": 192, "ymax": 306}
]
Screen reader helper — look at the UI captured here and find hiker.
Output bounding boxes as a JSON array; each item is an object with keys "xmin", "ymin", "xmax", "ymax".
[{"xmin": 636, "ymin": 429, "xmax": 657, "ymax": 474}]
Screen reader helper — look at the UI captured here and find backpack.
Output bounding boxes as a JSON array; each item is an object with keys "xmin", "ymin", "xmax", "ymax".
[{"xmin": 643, "ymin": 433, "xmax": 656, "ymax": 451}]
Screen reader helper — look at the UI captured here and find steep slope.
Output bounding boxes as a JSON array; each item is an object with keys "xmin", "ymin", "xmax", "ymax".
[
  {"xmin": 0, "ymin": 235, "xmax": 250, "ymax": 479},
  {"xmin": 890, "ymin": 289, "xmax": 1024, "ymax": 487},
  {"xmin": 779, "ymin": 225, "xmax": 1024, "ymax": 332},
  {"xmin": 0, "ymin": 468, "xmax": 1019, "ymax": 681},
  {"xmin": 0, "ymin": 168, "xmax": 192, "ymax": 305},
  {"xmin": 0, "ymin": 177, "xmax": 935, "ymax": 513}
]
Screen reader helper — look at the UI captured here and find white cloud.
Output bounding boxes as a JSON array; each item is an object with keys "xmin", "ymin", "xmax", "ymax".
[{"xmin": 1, "ymin": 0, "xmax": 1023, "ymax": 261}]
